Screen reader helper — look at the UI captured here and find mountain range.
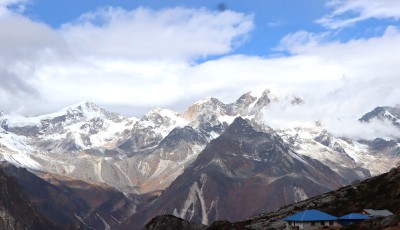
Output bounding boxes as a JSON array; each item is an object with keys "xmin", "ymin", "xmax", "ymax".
[{"xmin": 0, "ymin": 89, "xmax": 399, "ymax": 229}]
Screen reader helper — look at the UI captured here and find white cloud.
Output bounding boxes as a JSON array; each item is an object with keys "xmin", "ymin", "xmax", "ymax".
[
  {"xmin": 0, "ymin": 1, "xmax": 399, "ymax": 142},
  {"xmin": 324, "ymin": 118, "xmax": 400, "ymax": 140},
  {"xmin": 0, "ymin": 6, "xmax": 253, "ymax": 116},
  {"xmin": 0, "ymin": 0, "xmax": 29, "ymax": 16},
  {"xmin": 262, "ymin": 95, "xmax": 400, "ymax": 141},
  {"xmin": 267, "ymin": 19, "xmax": 285, "ymax": 28},
  {"xmin": 276, "ymin": 30, "xmax": 331, "ymax": 53},
  {"xmin": 317, "ymin": 0, "xmax": 400, "ymax": 29},
  {"xmin": 61, "ymin": 7, "xmax": 253, "ymax": 60}
]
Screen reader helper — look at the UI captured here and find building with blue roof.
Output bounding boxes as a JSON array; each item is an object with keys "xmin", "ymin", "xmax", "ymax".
[
  {"xmin": 338, "ymin": 213, "xmax": 369, "ymax": 226},
  {"xmin": 282, "ymin": 209, "xmax": 339, "ymax": 229}
]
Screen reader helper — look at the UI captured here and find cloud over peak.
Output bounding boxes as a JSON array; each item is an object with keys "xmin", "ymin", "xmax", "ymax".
[{"xmin": 0, "ymin": 1, "xmax": 399, "ymax": 122}]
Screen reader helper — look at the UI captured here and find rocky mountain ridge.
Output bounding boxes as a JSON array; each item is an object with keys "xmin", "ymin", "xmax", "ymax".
[
  {"xmin": 359, "ymin": 105, "xmax": 400, "ymax": 128},
  {"xmin": 0, "ymin": 89, "xmax": 399, "ymax": 229},
  {"xmin": 122, "ymin": 117, "xmax": 356, "ymax": 227}
]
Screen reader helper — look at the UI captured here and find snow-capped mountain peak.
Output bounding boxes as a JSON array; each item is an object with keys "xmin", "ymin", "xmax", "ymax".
[
  {"xmin": 2, "ymin": 101, "xmax": 124, "ymax": 130},
  {"xmin": 0, "ymin": 101, "xmax": 136, "ymax": 154},
  {"xmin": 137, "ymin": 107, "xmax": 188, "ymax": 137},
  {"xmin": 194, "ymin": 96, "xmax": 214, "ymax": 105},
  {"xmin": 59, "ymin": 101, "xmax": 125, "ymax": 122},
  {"xmin": 359, "ymin": 105, "xmax": 400, "ymax": 127},
  {"xmin": 183, "ymin": 89, "xmax": 272, "ymax": 123}
]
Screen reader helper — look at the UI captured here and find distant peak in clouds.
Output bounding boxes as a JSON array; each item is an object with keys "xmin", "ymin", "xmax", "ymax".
[{"xmin": 0, "ymin": 1, "xmax": 400, "ymax": 120}]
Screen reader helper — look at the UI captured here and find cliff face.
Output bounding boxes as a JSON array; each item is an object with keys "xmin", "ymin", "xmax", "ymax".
[
  {"xmin": 0, "ymin": 162, "xmax": 134, "ymax": 230},
  {"xmin": 0, "ymin": 167, "xmax": 55, "ymax": 230}
]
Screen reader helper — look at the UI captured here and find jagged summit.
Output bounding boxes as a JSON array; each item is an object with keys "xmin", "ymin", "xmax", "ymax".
[
  {"xmin": 184, "ymin": 97, "xmax": 229, "ymax": 120},
  {"xmin": 359, "ymin": 105, "xmax": 400, "ymax": 127},
  {"xmin": 57, "ymin": 101, "xmax": 125, "ymax": 122},
  {"xmin": 138, "ymin": 107, "xmax": 188, "ymax": 133},
  {"xmin": 144, "ymin": 107, "xmax": 181, "ymax": 120},
  {"xmin": 3, "ymin": 101, "xmax": 125, "ymax": 130},
  {"xmin": 194, "ymin": 96, "xmax": 220, "ymax": 106},
  {"xmin": 290, "ymin": 96, "xmax": 304, "ymax": 105},
  {"xmin": 183, "ymin": 89, "xmax": 272, "ymax": 121}
]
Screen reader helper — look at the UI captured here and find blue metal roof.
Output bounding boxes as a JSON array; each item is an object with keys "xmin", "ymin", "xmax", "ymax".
[
  {"xmin": 339, "ymin": 213, "xmax": 369, "ymax": 220},
  {"xmin": 283, "ymin": 210, "xmax": 337, "ymax": 222}
]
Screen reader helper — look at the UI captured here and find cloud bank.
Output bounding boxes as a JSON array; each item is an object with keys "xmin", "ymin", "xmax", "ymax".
[
  {"xmin": 62, "ymin": 7, "xmax": 253, "ymax": 60},
  {"xmin": 0, "ymin": 5, "xmax": 253, "ymax": 115},
  {"xmin": 0, "ymin": 0, "xmax": 399, "ymax": 144},
  {"xmin": 263, "ymin": 97, "xmax": 400, "ymax": 141}
]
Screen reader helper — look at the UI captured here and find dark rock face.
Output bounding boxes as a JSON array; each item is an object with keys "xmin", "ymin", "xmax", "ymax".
[
  {"xmin": 196, "ymin": 114, "xmax": 228, "ymax": 137},
  {"xmin": 7, "ymin": 125, "xmax": 41, "ymax": 137},
  {"xmin": 359, "ymin": 105, "xmax": 400, "ymax": 127},
  {"xmin": 123, "ymin": 118, "xmax": 348, "ymax": 228},
  {"xmin": 156, "ymin": 126, "xmax": 208, "ymax": 161},
  {"xmin": 0, "ymin": 163, "xmax": 134, "ymax": 230},
  {"xmin": 314, "ymin": 130, "xmax": 331, "ymax": 147},
  {"xmin": 144, "ymin": 215, "xmax": 207, "ymax": 230},
  {"xmin": 0, "ymin": 116, "xmax": 8, "ymax": 131},
  {"xmin": 118, "ymin": 127, "xmax": 163, "ymax": 153},
  {"xmin": 290, "ymin": 96, "xmax": 304, "ymax": 105},
  {"xmin": 118, "ymin": 109, "xmax": 181, "ymax": 153},
  {"xmin": 371, "ymin": 138, "xmax": 398, "ymax": 151},
  {"xmin": 0, "ymin": 166, "xmax": 56, "ymax": 230}
]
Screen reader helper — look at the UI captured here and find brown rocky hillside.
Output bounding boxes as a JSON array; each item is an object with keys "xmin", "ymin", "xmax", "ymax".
[{"xmin": 143, "ymin": 165, "xmax": 400, "ymax": 229}]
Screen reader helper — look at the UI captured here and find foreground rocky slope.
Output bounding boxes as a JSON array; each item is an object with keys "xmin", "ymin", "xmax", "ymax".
[
  {"xmin": 242, "ymin": 164, "xmax": 400, "ymax": 229},
  {"xmin": 247, "ymin": 167, "xmax": 400, "ymax": 229},
  {"xmin": 0, "ymin": 166, "xmax": 55, "ymax": 230},
  {"xmin": 143, "ymin": 164, "xmax": 400, "ymax": 230},
  {"xmin": 0, "ymin": 162, "xmax": 135, "ymax": 229}
]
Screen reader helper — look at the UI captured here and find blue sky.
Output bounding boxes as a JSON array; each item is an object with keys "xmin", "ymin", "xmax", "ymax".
[
  {"xmin": 22, "ymin": 0, "xmax": 395, "ymax": 57},
  {"xmin": 23, "ymin": 0, "xmax": 336, "ymax": 57},
  {"xmin": 1, "ymin": 0, "xmax": 400, "ymax": 120}
]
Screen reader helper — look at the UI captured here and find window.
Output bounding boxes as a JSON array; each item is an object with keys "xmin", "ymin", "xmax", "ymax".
[
  {"xmin": 311, "ymin": 222, "xmax": 315, "ymax": 226},
  {"xmin": 321, "ymin": 221, "xmax": 325, "ymax": 226},
  {"xmin": 329, "ymin": 221, "xmax": 334, "ymax": 226}
]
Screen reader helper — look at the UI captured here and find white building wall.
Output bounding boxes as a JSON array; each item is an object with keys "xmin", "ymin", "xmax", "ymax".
[{"xmin": 286, "ymin": 220, "xmax": 340, "ymax": 229}]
